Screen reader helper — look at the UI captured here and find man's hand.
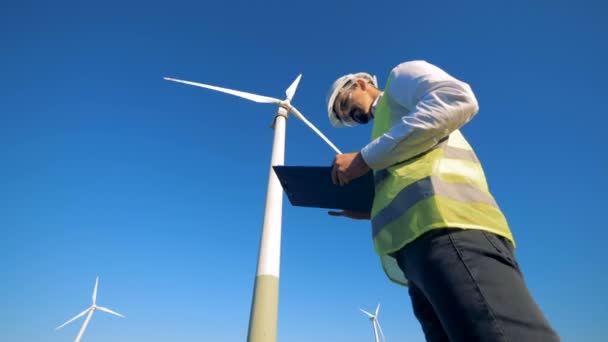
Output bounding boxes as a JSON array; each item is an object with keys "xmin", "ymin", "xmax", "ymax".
[
  {"xmin": 328, "ymin": 210, "xmax": 371, "ymax": 220},
  {"xmin": 331, "ymin": 152, "xmax": 371, "ymax": 186}
]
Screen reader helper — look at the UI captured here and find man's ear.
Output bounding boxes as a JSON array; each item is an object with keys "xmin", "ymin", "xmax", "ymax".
[{"xmin": 356, "ymin": 78, "xmax": 369, "ymax": 91}]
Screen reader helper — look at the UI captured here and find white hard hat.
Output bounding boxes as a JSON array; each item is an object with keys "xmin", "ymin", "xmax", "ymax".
[{"xmin": 326, "ymin": 72, "xmax": 378, "ymax": 127}]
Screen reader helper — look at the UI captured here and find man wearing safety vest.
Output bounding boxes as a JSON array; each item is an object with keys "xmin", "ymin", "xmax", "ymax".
[{"xmin": 327, "ymin": 60, "xmax": 559, "ymax": 341}]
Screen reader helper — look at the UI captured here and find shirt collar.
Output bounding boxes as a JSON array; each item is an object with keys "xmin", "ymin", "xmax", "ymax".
[{"xmin": 371, "ymin": 92, "xmax": 384, "ymax": 115}]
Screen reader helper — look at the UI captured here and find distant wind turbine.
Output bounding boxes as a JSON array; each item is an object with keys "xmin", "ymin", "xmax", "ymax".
[
  {"xmin": 56, "ymin": 276, "xmax": 124, "ymax": 342},
  {"xmin": 360, "ymin": 303, "xmax": 386, "ymax": 342}
]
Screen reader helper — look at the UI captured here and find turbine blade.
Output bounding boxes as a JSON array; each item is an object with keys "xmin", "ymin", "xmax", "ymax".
[
  {"xmin": 92, "ymin": 276, "xmax": 99, "ymax": 305},
  {"xmin": 376, "ymin": 320, "xmax": 386, "ymax": 342},
  {"xmin": 285, "ymin": 74, "xmax": 302, "ymax": 101},
  {"xmin": 360, "ymin": 308, "xmax": 375, "ymax": 319},
  {"xmin": 55, "ymin": 308, "xmax": 90, "ymax": 330},
  {"xmin": 375, "ymin": 303, "xmax": 380, "ymax": 317},
  {"xmin": 96, "ymin": 306, "xmax": 125, "ymax": 318},
  {"xmin": 164, "ymin": 77, "xmax": 281, "ymax": 104},
  {"xmin": 286, "ymin": 105, "xmax": 342, "ymax": 154}
]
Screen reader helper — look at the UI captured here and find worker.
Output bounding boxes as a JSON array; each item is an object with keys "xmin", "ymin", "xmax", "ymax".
[{"xmin": 327, "ymin": 60, "xmax": 560, "ymax": 341}]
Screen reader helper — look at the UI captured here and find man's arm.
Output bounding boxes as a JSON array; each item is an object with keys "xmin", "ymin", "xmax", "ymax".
[{"xmin": 361, "ymin": 61, "xmax": 479, "ymax": 171}]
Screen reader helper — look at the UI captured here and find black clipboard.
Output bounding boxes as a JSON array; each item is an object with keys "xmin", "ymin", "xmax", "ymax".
[{"xmin": 272, "ymin": 166, "xmax": 374, "ymax": 212}]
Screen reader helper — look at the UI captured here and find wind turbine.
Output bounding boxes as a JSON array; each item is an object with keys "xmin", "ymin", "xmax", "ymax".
[
  {"xmin": 164, "ymin": 74, "xmax": 341, "ymax": 342},
  {"xmin": 56, "ymin": 276, "xmax": 124, "ymax": 342},
  {"xmin": 360, "ymin": 303, "xmax": 386, "ymax": 342}
]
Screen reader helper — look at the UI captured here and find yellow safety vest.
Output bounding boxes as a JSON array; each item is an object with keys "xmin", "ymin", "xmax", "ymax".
[{"xmin": 371, "ymin": 78, "xmax": 514, "ymax": 286}]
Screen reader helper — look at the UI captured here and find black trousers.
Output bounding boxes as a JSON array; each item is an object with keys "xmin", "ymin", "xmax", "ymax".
[{"xmin": 393, "ymin": 228, "xmax": 560, "ymax": 342}]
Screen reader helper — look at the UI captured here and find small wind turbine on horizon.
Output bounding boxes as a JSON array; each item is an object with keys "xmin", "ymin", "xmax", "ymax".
[
  {"xmin": 164, "ymin": 74, "xmax": 341, "ymax": 342},
  {"xmin": 360, "ymin": 303, "xmax": 386, "ymax": 342},
  {"xmin": 56, "ymin": 276, "xmax": 124, "ymax": 342}
]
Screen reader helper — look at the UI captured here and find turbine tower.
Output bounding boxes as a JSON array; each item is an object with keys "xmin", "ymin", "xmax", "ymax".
[
  {"xmin": 164, "ymin": 74, "xmax": 341, "ymax": 342},
  {"xmin": 56, "ymin": 276, "xmax": 124, "ymax": 342},
  {"xmin": 360, "ymin": 303, "xmax": 386, "ymax": 342}
]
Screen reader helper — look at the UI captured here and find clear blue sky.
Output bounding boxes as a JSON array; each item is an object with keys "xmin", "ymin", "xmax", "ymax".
[{"xmin": 1, "ymin": 0, "xmax": 606, "ymax": 341}]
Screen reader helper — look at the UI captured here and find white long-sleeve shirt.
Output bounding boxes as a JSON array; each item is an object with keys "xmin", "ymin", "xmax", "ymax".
[{"xmin": 360, "ymin": 60, "xmax": 480, "ymax": 170}]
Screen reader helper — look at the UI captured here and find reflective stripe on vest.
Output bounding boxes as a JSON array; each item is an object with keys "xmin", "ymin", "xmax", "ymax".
[
  {"xmin": 370, "ymin": 76, "xmax": 513, "ymax": 286},
  {"xmin": 372, "ymin": 175, "xmax": 498, "ymax": 237}
]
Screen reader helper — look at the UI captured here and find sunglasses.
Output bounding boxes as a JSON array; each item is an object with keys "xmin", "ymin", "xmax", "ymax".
[{"xmin": 334, "ymin": 83, "xmax": 369, "ymax": 125}]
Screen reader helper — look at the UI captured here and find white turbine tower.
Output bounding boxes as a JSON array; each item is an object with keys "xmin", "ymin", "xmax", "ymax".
[
  {"xmin": 164, "ymin": 74, "xmax": 341, "ymax": 342},
  {"xmin": 56, "ymin": 276, "xmax": 124, "ymax": 342},
  {"xmin": 360, "ymin": 303, "xmax": 386, "ymax": 342}
]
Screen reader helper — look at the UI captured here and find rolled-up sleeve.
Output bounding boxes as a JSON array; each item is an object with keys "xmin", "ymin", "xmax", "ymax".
[{"xmin": 361, "ymin": 61, "xmax": 479, "ymax": 170}]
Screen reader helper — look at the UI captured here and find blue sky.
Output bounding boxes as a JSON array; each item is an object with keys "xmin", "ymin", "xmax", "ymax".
[{"xmin": 1, "ymin": 0, "xmax": 606, "ymax": 341}]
